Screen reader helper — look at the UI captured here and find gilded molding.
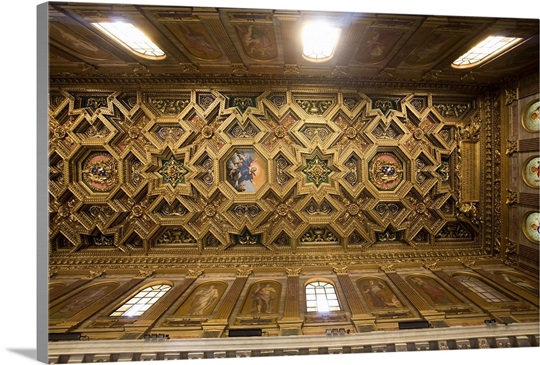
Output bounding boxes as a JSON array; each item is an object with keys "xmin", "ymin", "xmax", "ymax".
[{"xmin": 49, "ymin": 74, "xmax": 492, "ymax": 94}]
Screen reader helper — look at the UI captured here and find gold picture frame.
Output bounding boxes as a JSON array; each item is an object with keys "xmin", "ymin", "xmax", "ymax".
[
  {"xmin": 521, "ymin": 98, "xmax": 540, "ymax": 133},
  {"xmin": 522, "ymin": 156, "xmax": 540, "ymax": 188},
  {"xmin": 522, "ymin": 211, "xmax": 540, "ymax": 243}
]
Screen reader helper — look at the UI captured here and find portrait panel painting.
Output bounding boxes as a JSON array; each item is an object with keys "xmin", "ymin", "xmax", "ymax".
[
  {"xmin": 240, "ymin": 280, "xmax": 282, "ymax": 315},
  {"xmin": 357, "ymin": 278, "xmax": 404, "ymax": 309},
  {"xmin": 174, "ymin": 281, "xmax": 227, "ymax": 316},
  {"xmin": 225, "ymin": 149, "xmax": 265, "ymax": 192},
  {"xmin": 407, "ymin": 275, "xmax": 461, "ymax": 306},
  {"xmin": 49, "ymin": 282, "xmax": 119, "ymax": 320}
]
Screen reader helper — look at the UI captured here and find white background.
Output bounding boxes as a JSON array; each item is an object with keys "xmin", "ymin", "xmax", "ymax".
[{"xmin": 1, "ymin": 0, "xmax": 538, "ymax": 364}]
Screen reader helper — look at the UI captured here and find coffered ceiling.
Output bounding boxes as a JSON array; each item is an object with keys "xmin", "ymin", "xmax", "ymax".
[{"xmin": 47, "ymin": 3, "xmax": 539, "ymax": 271}]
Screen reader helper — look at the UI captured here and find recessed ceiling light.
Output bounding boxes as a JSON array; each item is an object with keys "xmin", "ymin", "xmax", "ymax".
[
  {"xmin": 302, "ymin": 21, "xmax": 341, "ymax": 62},
  {"xmin": 452, "ymin": 35, "xmax": 522, "ymax": 68},
  {"xmin": 92, "ymin": 22, "xmax": 166, "ymax": 60}
]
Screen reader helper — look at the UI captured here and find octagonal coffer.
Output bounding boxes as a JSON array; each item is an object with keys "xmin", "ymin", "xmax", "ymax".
[
  {"xmin": 80, "ymin": 151, "xmax": 118, "ymax": 193},
  {"xmin": 224, "ymin": 148, "xmax": 267, "ymax": 193},
  {"xmin": 368, "ymin": 152, "xmax": 404, "ymax": 191}
]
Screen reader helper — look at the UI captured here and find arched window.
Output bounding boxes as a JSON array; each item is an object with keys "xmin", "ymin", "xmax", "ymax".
[
  {"xmin": 454, "ymin": 275, "xmax": 511, "ymax": 303},
  {"xmin": 110, "ymin": 284, "xmax": 172, "ymax": 317},
  {"xmin": 305, "ymin": 281, "xmax": 341, "ymax": 312}
]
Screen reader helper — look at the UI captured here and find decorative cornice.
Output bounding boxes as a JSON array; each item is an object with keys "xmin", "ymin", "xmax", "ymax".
[
  {"xmin": 49, "ymin": 248, "xmax": 490, "ymax": 271},
  {"xmin": 49, "ymin": 73, "xmax": 495, "ymax": 93}
]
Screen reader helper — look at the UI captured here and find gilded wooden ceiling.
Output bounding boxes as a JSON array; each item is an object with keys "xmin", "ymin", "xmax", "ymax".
[{"xmin": 47, "ymin": 3, "xmax": 539, "ymax": 270}]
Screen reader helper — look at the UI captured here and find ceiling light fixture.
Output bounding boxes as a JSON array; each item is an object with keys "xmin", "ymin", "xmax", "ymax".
[
  {"xmin": 92, "ymin": 22, "xmax": 166, "ymax": 59},
  {"xmin": 302, "ymin": 21, "xmax": 341, "ymax": 62},
  {"xmin": 452, "ymin": 35, "xmax": 522, "ymax": 68}
]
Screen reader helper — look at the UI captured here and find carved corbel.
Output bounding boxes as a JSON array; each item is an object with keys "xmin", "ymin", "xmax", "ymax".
[
  {"xmin": 132, "ymin": 63, "xmax": 149, "ymax": 73},
  {"xmin": 285, "ymin": 268, "xmax": 301, "ymax": 277},
  {"xmin": 459, "ymin": 116, "xmax": 481, "ymax": 141},
  {"xmin": 506, "ymin": 190, "xmax": 518, "ymax": 205},
  {"xmin": 506, "ymin": 140, "xmax": 518, "ymax": 155},
  {"xmin": 378, "ymin": 68, "xmax": 395, "ymax": 79},
  {"xmin": 181, "ymin": 63, "xmax": 199, "ymax": 73},
  {"xmin": 332, "ymin": 66, "xmax": 348, "ymax": 76},
  {"xmin": 284, "ymin": 64, "xmax": 299, "ymax": 74},
  {"xmin": 504, "ymin": 87, "xmax": 518, "ymax": 105},
  {"xmin": 135, "ymin": 269, "xmax": 155, "ymax": 279},
  {"xmin": 333, "ymin": 266, "xmax": 348, "ymax": 275},
  {"xmin": 423, "ymin": 262, "xmax": 439, "ymax": 271},
  {"xmin": 86, "ymin": 270, "xmax": 105, "ymax": 279},
  {"xmin": 186, "ymin": 269, "xmax": 204, "ymax": 279},
  {"xmin": 236, "ymin": 267, "xmax": 253, "ymax": 278},
  {"xmin": 379, "ymin": 264, "xmax": 395, "ymax": 273},
  {"xmin": 456, "ymin": 201, "xmax": 482, "ymax": 227},
  {"xmin": 460, "ymin": 260, "xmax": 477, "ymax": 269},
  {"xmin": 232, "ymin": 63, "xmax": 248, "ymax": 74}
]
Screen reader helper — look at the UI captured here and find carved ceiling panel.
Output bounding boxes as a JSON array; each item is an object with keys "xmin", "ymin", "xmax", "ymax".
[{"xmin": 49, "ymin": 87, "xmax": 483, "ymax": 262}]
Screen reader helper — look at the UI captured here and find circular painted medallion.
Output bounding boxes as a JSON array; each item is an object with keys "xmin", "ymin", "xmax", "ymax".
[
  {"xmin": 521, "ymin": 99, "xmax": 540, "ymax": 133},
  {"xmin": 369, "ymin": 153, "xmax": 404, "ymax": 191},
  {"xmin": 81, "ymin": 152, "xmax": 118, "ymax": 192},
  {"xmin": 522, "ymin": 211, "xmax": 540, "ymax": 243},
  {"xmin": 522, "ymin": 156, "xmax": 540, "ymax": 188}
]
